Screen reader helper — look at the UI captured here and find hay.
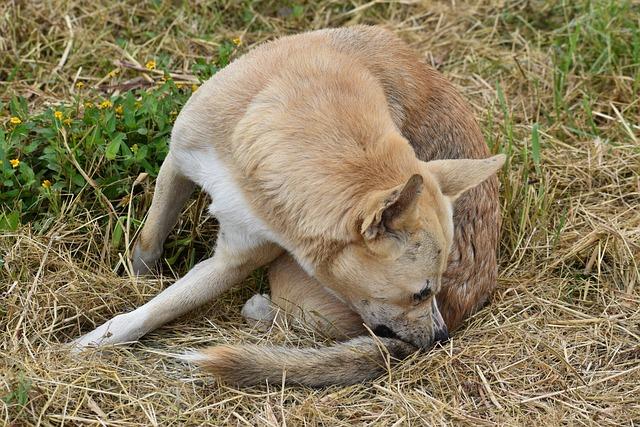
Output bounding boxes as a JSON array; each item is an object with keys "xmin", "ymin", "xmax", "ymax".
[{"xmin": 2, "ymin": 0, "xmax": 639, "ymax": 425}]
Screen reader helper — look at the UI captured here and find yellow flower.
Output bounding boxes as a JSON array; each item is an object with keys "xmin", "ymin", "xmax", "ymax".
[
  {"xmin": 191, "ymin": 84, "xmax": 199, "ymax": 92},
  {"xmin": 145, "ymin": 60, "xmax": 156, "ymax": 70},
  {"xmin": 98, "ymin": 100, "xmax": 113, "ymax": 109},
  {"xmin": 175, "ymin": 82, "xmax": 185, "ymax": 89},
  {"xmin": 75, "ymin": 81, "xmax": 85, "ymax": 89},
  {"xmin": 10, "ymin": 158, "xmax": 20, "ymax": 168},
  {"xmin": 84, "ymin": 101, "xmax": 93, "ymax": 109},
  {"xmin": 54, "ymin": 110, "xmax": 63, "ymax": 120},
  {"xmin": 170, "ymin": 110, "xmax": 178, "ymax": 116},
  {"xmin": 115, "ymin": 105, "xmax": 124, "ymax": 115},
  {"xmin": 63, "ymin": 118, "xmax": 73, "ymax": 126},
  {"xmin": 107, "ymin": 69, "xmax": 120, "ymax": 78},
  {"xmin": 134, "ymin": 101, "xmax": 142, "ymax": 109},
  {"xmin": 10, "ymin": 117, "xmax": 22, "ymax": 125},
  {"xmin": 42, "ymin": 179, "xmax": 52, "ymax": 189},
  {"xmin": 232, "ymin": 37, "xmax": 242, "ymax": 46}
]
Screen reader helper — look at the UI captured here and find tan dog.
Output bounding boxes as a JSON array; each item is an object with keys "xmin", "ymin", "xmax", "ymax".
[{"xmin": 72, "ymin": 26, "xmax": 504, "ymax": 386}]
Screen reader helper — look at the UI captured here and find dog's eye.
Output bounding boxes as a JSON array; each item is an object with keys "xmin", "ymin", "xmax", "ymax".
[{"xmin": 412, "ymin": 283, "xmax": 432, "ymax": 302}]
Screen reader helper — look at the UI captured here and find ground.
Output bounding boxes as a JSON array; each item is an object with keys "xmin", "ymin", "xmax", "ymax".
[{"xmin": 1, "ymin": 0, "xmax": 639, "ymax": 425}]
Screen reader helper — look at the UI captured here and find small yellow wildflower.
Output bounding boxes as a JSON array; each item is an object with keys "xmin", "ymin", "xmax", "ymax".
[
  {"xmin": 232, "ymin": 37, "xmax": 242, "ymax": 46},
  {"xmin": 170, "ymin": 110, "xmax": 178, "ymax": 116},
  {"xmin": 63, "ymin": 118, "xmax": 73, "ymax": 126},
  {"xmin": 134, "ymin": 101, "xmax": 142, "ymax": 109},
  {"xmin": 84, "ymin": 101, "xmax": 93, "ymax": 109},
  {"xmin": 107, "ymin": 69, "xmax": 120, "ymax": 78},
  {"xmin": 118, "ymin": 194, "xmax": 132, "ymax": 207},
  {"xmin": 42, "ymin": 179, "xmax": 52, "ymax": 189},
  {"xmin": 10, "ymin": 158, "xmax": 20, "ymax": 168},
  {"xmin": 54, "ymin": 110, "xmax": 63, "ymax": 120},
  {"xmin": 98, "ymin": 100, "xmax": 113, "ymax": 109},
  {"xmin": 191, "ymin": 84, "xmax": 199, "ymax": 92},
  {"xmin": 175, "ymin": 82, "xmax": 185, "ymax": 89},
  {"xmin": 145, "ymin": 60, "xmax": 156, "ymax": 71},
  {"xmin": 75, "ymin": 81, "xmax": 85, "ymax": 89},
  {"xmin": 10, "ymin": 117, "xmax": 22, "ymax": 125},
  {"xmin": 115, "ymin": 105, "xmax": 124, "ymax": 115}
]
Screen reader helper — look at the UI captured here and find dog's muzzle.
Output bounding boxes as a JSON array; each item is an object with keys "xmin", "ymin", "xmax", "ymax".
[{"xmin": 372, "ymin": 297, "xmax": 449, "ymax": 348}]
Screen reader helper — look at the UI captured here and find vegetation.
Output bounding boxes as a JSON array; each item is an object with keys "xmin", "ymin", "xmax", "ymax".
[{"xmin": 1, "ymin": 0, "xmax": 638, "ymax": 425}]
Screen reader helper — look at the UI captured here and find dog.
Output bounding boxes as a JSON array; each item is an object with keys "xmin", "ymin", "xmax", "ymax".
[{"xmin": 72, "ymin": 26, "xmax": 504, "ymax": 387}]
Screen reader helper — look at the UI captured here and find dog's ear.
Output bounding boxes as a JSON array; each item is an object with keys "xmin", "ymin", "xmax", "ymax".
[
  {"xmin": 361, "ymin": 174, "xmax": 423, "ymax": 241},
  {"xmin": 424, "ymin": 154, "xmax": 505, "ymax": 201}
]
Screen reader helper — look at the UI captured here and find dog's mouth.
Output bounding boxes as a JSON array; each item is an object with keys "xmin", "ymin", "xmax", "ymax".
[
  {"xmin": 372, "ymin": 320, "xmax": 449, "ymax": 348},
  {"xmin": 372, "ymin": 324, "xmax": 400, "ymax": 340}
]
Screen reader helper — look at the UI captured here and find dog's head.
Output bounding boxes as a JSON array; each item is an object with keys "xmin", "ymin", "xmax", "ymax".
[{"xmin": 316, "ymin": 154, "xmax": 505, "ymax": 349}]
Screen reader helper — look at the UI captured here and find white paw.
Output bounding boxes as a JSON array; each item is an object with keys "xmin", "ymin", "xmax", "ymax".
[
  {"xmin": 241, "ymin": 293, "xmax": 276, "ymax": 330},
  {"xmin": 69, "ymin": 312, "xmax": 147, "ymax": 352}
]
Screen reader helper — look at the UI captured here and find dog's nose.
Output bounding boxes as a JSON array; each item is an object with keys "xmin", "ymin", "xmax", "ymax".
[{"xmin": 433, "ymin": 328, "xmax": 449, "ymax": 344}]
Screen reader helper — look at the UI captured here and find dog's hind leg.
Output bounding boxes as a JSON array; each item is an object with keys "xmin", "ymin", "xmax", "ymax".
[
  {"xmin": 132, "ymin": 151, "xmax": 196, "ymax": 275},
  {"xmin": 72, "ymin": 232, "xmax": 283, "ymax": 350},
  {"xmin": 245, "ymin": 254, "xmax": 366, "ymax": 340}
]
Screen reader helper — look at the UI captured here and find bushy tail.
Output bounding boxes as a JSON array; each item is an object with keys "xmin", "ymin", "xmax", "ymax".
[{"xmin": 182, "ymin": 336, "xmax": 416, "ymax": 387}]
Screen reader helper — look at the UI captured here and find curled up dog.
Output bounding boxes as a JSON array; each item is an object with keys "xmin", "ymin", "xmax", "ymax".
[{"xmin": 71, "ymin": 26, "xmax": 505, "ymax": 387}]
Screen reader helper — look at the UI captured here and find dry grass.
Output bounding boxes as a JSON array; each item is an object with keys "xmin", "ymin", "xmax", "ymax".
[{"xmin": 2, "ymin": 0, "xmax": 639, "ymax": 425}]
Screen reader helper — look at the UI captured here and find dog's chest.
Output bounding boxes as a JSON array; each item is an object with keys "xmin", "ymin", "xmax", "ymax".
[{"xmin": 173, "ymin": 146, "xmax": 276, "ymax": 247}]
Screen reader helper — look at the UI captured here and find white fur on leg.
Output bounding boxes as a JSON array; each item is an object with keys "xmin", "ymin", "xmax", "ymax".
[
  {"xmin": 70, "ymin": 309, "xmax": 149, "ymax": 352},
  {"xmin": 241, "ymin": 294, "xmax": 276, "ymax": 331}
]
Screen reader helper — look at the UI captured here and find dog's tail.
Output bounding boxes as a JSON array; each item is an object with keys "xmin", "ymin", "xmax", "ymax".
[{"xmin": 181, "ymin": 336, "xmax": 416, "ymax": 387}]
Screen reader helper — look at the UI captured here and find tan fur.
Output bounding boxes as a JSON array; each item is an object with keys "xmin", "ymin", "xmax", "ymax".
[
  {"xmin": 192, "ymin": 337, "xmax": 415, "ymax": 387},
  {"xmin": 268, "ymin": 255, "xmax": 367, "ymax": 340},
  {"xmin": 73, "ymin": 26, "xmax": 504, "ymax": 387},
  {"xmin": 258, "ymin": 26, "xmax": 502, "ymax": 333}
]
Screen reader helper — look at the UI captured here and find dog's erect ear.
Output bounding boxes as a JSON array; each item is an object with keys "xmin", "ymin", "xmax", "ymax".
[
  {"xmin": 361, "ymin": 174, "xmax": 423, "ymax": 240},
  {"xmin": 424, "ymin": 154, "xmax": 505, "ymax": 201}
]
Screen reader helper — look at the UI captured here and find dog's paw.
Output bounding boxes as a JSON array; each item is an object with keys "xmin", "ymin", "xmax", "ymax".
[
  {"xmin": 131, "ymin": 242, "xmax": 161, "ymax": 276},
  {"xmin": 241, "ymin": 294, "xmax": 276, "ymax": 331},
  {"xmin": 69, "ymin": 312, "xmax": 146, "ymax": 352}
]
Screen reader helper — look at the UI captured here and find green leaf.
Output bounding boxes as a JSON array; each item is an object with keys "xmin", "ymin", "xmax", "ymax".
[
  {"xmin": 112, "ymin": 219, "xmax": 123, "ymax": 249},
  {"xmin": 72, "ymin": 173, "xmax": 85, "ymax": 187},
  {"xmin": 0, "ymin": 210, "xmax": 20, "ymax": 231},
  {"xmin": 105, "ymin": 133, "xmax": 125, "ymax": 160},
  {"xmin": 531, "ymin": 123, "xmax": 541, "ymax": 174},
  {"xmin": 292, "ymin": 4, "xmax": 304, "ymax": 17}
]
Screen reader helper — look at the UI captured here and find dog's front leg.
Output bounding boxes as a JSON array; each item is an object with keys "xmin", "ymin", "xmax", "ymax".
[{"xmin": 72, "ymin": 237, "xmax": 282, "ymax": 350}]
